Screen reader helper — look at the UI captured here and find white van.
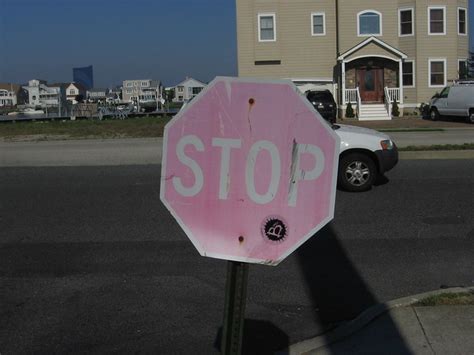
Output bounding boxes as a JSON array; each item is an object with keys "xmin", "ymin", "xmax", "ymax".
[{"xmin": 429, "ymin": 82, "xmax": 474, "ymax": 123}]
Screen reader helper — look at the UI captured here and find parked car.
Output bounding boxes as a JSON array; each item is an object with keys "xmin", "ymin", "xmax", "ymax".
[
  {"xmin": 306, "ymin": 90, "xmax": 337, "ymax": 123},
  {"xmin": 334, "ymin": 123, "xmax": 398, "ymax": 192},
  {"xmin": 429, "ymin": 81, "xmax": 474, "ymax": 123}
]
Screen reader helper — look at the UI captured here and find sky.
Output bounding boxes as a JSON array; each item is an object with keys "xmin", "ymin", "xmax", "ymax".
[{"xmin": 0, "ymin": 0, "xmax": 473, "ymax": 88}]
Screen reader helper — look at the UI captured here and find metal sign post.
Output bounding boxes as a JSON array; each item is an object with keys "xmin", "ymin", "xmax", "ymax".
[{"xmin": 221, "ymin": 261, "xmax": 249, "ymax": 355}]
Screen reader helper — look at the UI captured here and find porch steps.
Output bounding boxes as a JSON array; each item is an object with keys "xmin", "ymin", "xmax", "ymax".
[{"xmin": 358, "ymin": 104, "xmax": 391, "ymax": 121}]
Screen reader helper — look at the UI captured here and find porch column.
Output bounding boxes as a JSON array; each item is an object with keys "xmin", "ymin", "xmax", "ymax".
[
  {"xmin": 399, "ymin": 59, "xmax": 404, "ymax": 104},
  {"xmin": 341, "ymin": 60, "xmax": 346, "ymax": 105}
]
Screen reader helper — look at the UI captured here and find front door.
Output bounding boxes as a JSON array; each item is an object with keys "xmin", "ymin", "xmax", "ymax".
[{"xmin": 357, "ymin": 68, "xmax": 384, "ymax": 103}]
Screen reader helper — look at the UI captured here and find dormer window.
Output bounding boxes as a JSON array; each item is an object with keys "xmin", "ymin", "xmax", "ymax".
[{"xmin": 358, "ymin": 10, "xmax": 382, "ymax": 36}]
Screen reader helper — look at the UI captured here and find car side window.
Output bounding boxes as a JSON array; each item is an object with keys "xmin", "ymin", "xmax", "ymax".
[{"xmin": 439, "ymin": 87, "xmax": 450, "ymax": 98}]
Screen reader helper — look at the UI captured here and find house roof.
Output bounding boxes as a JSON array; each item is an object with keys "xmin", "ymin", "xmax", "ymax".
[
  {"xmin": 49, "ymin": 82, "xmax": 70, "ymax": 89},
  {"xmin": 338, "ymin": 37, "xmax": 407, "ymax": 61},
  {"xmin": 87, "ymin": 88, "xmax": 107, "ymax": 93},
  {"xmin": 0, "ymin": 83, "xmax": 21, "ymax": 92},
  {"xmin": 67, "ymin": 82, "xmax": 87, "ymax": 91},
  {"xmin": 174, "ymin": 77, "xmax": 207, "ymax": 87}
]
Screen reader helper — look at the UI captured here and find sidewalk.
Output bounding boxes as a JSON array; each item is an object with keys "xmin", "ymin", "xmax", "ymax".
[{"xmin": 285, "ymin": 287, "xmax": 474, "ymax": 355}]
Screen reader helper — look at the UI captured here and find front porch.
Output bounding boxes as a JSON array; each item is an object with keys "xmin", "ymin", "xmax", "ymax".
[{"xmin": 338, "ymin": 37, "xmax": 407, "ymax": 120}]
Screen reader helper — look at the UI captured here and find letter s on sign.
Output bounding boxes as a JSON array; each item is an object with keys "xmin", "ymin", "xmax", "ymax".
[{"xmin": 172, "ymin": 135, "xmax": 204, "ymax": 197}]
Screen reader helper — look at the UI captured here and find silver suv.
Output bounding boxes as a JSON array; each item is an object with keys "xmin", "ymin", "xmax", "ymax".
[{"xmin": 429, "ymin": 81, "xmax": 474, "ymax": 123}]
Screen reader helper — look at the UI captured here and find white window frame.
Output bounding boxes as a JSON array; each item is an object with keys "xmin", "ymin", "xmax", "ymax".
[
  {"xmin": 398, "ymin": 8, "xmax": 414, "ymax": 37},
  {"xmin": 126, "ymin": 82, "xmax": 133, "ymax": 87},
  {"xmin": 357, "ymin": 10, "xmax": 382, "ymax": 37},
  {"xmin": 402, "ymin": 60, "xmax": 415, "ymax": 88},
  {"xmin": 258, "ymin": 13, "xmax": 276, "ymax": 42},
  {"xmin": 141, "ymin": 81, "xmax": 149, "ymax": 87},
  {"xmin": 457, "ymin": 7, "xmax": 467, "ymax": 36},
  {"xmin": 458, "ymin": 58, "xmax": 468, "ymax": 79},
  {"xmin": 311, "ymin": 12, "xmax": 326, "ymax": 36},
  {"xmin": 428, "ymin": 6, "xmax": 446, "ymax": 36},
  {"xmin": 428, "ymin": 58, "xmax": 447, "ymax": 88}
]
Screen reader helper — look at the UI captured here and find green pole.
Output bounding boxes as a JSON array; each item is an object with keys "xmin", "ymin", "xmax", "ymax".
[{"xmin": 221, "ymin": 261, "xmax": 249, "ymax": 355}]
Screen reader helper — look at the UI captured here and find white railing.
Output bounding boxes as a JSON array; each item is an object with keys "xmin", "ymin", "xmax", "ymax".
[
  {"xmin": 345, "ymin": 88, "xmax": 358, "ymax": 104},
  {"xmin": 385, "ymin": 88, "xmax": 400, "ymax": 103},
  {"xmin": 344, "ymin": 88, "xmax": 361, "ymax": 118}
]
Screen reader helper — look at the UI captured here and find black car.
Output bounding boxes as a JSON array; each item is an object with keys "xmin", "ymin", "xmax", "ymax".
[{"xmin": 306, "ymin": 90, "xmax": 337, "ymax": 123}]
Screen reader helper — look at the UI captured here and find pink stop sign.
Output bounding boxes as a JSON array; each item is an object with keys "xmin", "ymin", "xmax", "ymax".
[{"xmin": 160, "ymin": 77, "xmax": 340, "ymax": 265}]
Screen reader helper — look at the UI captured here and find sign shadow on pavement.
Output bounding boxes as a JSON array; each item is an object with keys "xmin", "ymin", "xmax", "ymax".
[{"xmin": 292, "ymin": 224, "xmax": 412, "ymax": 354}]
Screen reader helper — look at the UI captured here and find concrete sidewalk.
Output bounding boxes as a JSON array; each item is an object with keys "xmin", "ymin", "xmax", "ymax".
[{"xmin": 285, "ymin": 288, "xmax": 474, "ymax": 355}]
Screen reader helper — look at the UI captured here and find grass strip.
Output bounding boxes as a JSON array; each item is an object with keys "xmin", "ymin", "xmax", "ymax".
[
  {"xmin": 399, "ymin": 143, "xmax": 474, "ymax": 151},
  {"xmin": 0, "ymin": 116, "xmax": 170, "ymax": 139},
  {"xmin": 414, "ymin": 292, "xmax": 474, "ymax": 306}
]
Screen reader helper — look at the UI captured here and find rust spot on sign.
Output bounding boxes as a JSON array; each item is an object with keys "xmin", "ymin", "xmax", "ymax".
[{"xmin": 238, "ymin": 236, "xmax": 244, "ymax": 244}]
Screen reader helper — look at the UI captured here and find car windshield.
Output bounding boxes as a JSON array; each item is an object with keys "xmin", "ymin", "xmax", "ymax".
[{"xmin": 307, "ymin": 92, "xmax": 333, "ymax": 102}]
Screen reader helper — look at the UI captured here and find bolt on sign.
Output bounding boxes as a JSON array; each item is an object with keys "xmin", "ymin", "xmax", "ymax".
[{"xmin": 160, "ymin": 77, "xmax": 340, "ymax": 266}]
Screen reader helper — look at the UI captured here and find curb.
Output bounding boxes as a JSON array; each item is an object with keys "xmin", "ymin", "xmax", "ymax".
[
  {"xmin": 281, "ymin": 286, "xmax": 474, "ymax": 355},
  {"xmin": 399, "ymin": 150, "xmax": 474, "ymax": 160}
]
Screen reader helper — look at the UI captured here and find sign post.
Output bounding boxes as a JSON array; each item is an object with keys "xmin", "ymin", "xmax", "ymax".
[
  {"xmin": 160, "ymin": 77, "xmax": 340, "ymax": 353},
  {"xmin": 221, "ymin": 261, "xmax": 249, "ymax": 355}
]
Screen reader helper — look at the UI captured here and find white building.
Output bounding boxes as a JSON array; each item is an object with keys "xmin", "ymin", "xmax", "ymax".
[
  {"xmin": 66, "ymin": 83, "xmax": 87, "ymax": 104},
  {"xmin": 23, "ymin": 80, "xmax": 66, "ymax": 108},
  {"xmin": 122, "ymin": 79, "xmax": 162, "ymax": 103},
  {"xmin": 172, "ymin": 77, "xmax": 206, "ymax": 102},
  {"xmin": 0, "ymin": 83, "xmax": 24, "ymax": 107}
]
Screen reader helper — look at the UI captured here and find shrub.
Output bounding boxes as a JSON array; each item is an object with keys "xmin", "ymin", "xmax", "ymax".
[
  {"xmin": 345, "ymin": 102, "xmax": 355, "ymax": 118},
  {"xmin": 391, "ymin": 100, "xmax": 400, "ymax": 117}
]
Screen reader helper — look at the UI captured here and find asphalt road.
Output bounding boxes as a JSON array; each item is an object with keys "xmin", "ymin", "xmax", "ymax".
[
  {"xmin": 1, "ymin": 128, "xmax": 474, "ymax": 167},
  {"xmin": 1, "ymin": 161, "xmax": 473, "ymax": 354}
]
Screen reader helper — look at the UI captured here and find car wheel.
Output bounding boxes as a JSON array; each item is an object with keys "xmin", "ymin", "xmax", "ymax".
[
  {"xmin": 338, "ymin": 153, "xmax": 377, "ymax": 192},
  {"xmin": 467, "ymin": 109, "xmax": 474, "ymax": 124},
  {"xmin": 430, "ymin": 108, "xmax": 440, "ymax": 121}
]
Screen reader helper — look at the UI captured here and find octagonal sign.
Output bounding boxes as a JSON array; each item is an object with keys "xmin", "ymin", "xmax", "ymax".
[{"xmin": 160, "ymin": 77, "xmax": 340, "ymax": 265}]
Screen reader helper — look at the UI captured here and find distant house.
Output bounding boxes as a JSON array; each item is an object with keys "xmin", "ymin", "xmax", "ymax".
[
  {"xmin": 122, "ymin": 79, "xmax": 162, "ymax": 109},
  {"xmin": 66, "ymin": 82, "xmax": 87, "ymax": 104},
  {"xmin": 172, "ymin": 77, "xmax": 206, "ymax": 102},
  {"xmin": 0, "ymin": 83, "xmax": 27, "ymax": 107},
  {"xmin": 87, "ymin": 88, "xmax": 108, "ymax": 102},
  {"xmin": 23, "ymin": 80, "xmax": 66, "ymax": 108}
]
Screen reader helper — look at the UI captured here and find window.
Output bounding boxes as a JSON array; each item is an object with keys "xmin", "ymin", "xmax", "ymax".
[
  {"xmin": 70, "ymin": 89, "xmax": 76, "ymax": 95},
  {"xmin": 428, "ymin": 7, "xmax": 445, "ymax": 35},
  {"xmin": 358, "ymin": 10, "xmax": 382, "ymax": 36},
  {"xmin": 258, "ymin": 13, "xmax": 276, "ymax": 42},
  {"xmin": 458, "ymin": 59, "xmax": 468, "ymax": 79},
  {"xmin": 458, "ymin": 8, "xmax": 467, "ymax": 35},
  {"xmin": 177, "ymin": 86, "xmax": 184, "ymax": 92},
  {"xmin": 126, "ymin": 89, "xmax": 132, "ymax": 94},
  {"xmin": 311, "ymin": 13, "xmax": 325, "ymax": 36},
  {"xmin": 439, "ymin": 86, "xmax": 450, "ymax": 98},
  {"xmin": 192, "ymin": 87, "xmax": 203, "ymax": 95},
  {"xmin": 126, "ymin": 82, "xmax": 133, "ymax": 87},
  {"xmin": 141, "ymin": 81, "xmax": 149, "ymax": 87},
  {"xmin": 399, "ymin": 8, "xmax": 414, "ymax": 36},
  {"xmin": 429, "ymin": 59, "xmax": 446, "ymax": 87},
  {"xmin": 403, "ymin": 61, "xmax": 415, "ymax": 87}
]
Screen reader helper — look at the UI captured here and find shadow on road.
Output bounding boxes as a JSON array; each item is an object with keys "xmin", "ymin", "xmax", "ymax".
[
  {"xmin": 214, "ymin": 319, "xmax": 289, "ymax": 355},
  {"xmin": 292, "ymin": 223, "xmax": 412, "ymax": 354}
]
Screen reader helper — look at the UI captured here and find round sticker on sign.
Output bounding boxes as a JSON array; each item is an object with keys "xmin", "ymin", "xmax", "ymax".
[
  {"xmin": 160, "ymin": 77, "xmax": 340, "ymax": 265},
  {"xmin": 261, "ymin": 216, "xmax": 288, "ymax": 243}
]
